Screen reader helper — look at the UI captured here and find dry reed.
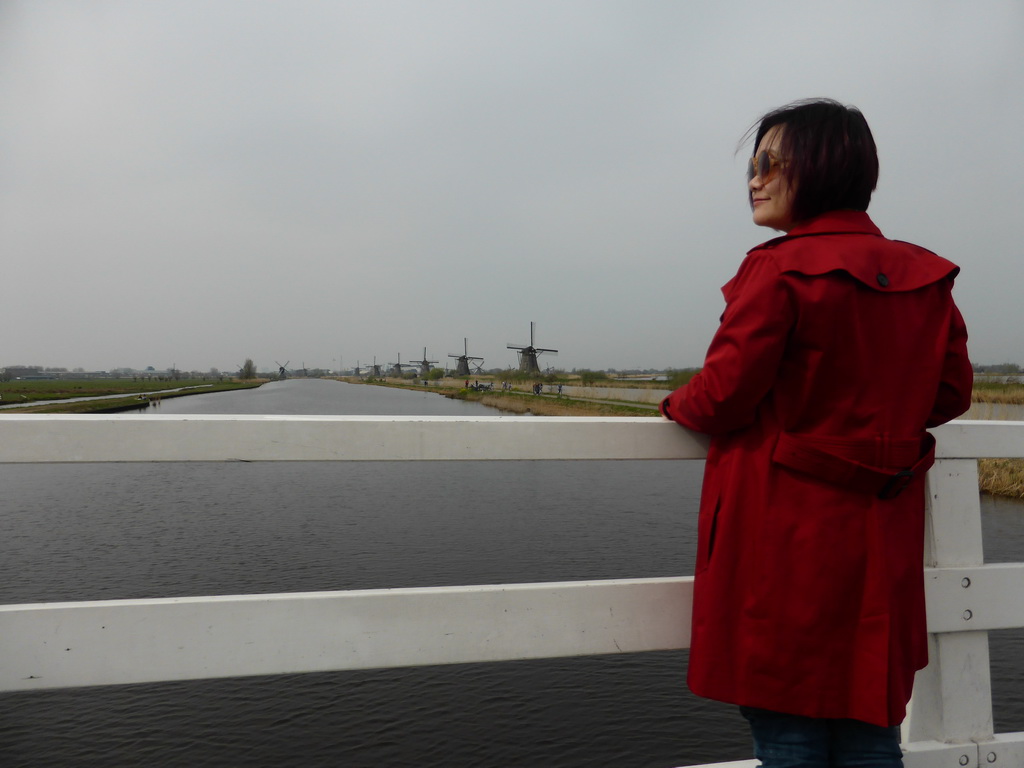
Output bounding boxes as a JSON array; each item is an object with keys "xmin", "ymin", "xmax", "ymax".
[
  {"xmin": 971, "ymin": 384, "xmax": 1024, "ymax": 404},
  {"xmin": 978, "ymin": 459, "xmax": 1024, "ymax": 499}
]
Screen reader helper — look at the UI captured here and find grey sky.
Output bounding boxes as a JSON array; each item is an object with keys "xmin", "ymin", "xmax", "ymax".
[{"xmin": 2, "ymin": 1, "xmax": 1021, "ymax": 373}]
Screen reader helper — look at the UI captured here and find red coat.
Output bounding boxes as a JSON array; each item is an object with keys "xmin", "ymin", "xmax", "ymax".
[{"xmin": 661, "ymin": 211, "xmax": 972, "ymax": 727}]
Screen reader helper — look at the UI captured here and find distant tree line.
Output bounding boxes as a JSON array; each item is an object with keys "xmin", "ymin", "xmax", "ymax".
[{"xmin": 974, "ymin": 363, "xmax": 1021, "ymax": 375}]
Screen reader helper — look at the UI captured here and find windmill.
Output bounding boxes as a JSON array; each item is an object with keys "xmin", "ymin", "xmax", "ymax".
[
  {"xmin": 353, "ymin": 360, "xmax": 362, "ymax": 377},
  {"xmin": 410, "ymin": 348, "xmax": 438, "ymax": 378},
  {"xmin": 448, "ymin": 338, "xmax": 484, "ymax": 377},
  {"xmin": 507, "ymin": 322, "xmax": 557, "ymax": 373},
  {"xmin": 369, "ymin": 356, "xmax": 382, "ymax": 377},
  {"xmin": 275, "ymin": 360, "xmax": 290, "ymax": 380},
  {"xmin": 389, "ymin": 353, "xmax": 406, "ymax": 377}
]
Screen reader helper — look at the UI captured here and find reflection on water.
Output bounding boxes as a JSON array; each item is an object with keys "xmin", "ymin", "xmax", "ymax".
[
  {"xmin": 0, "ymin": 460, "xmax": 704, "ymax": 604},
  {"xmin": 0, "ymin": 456, "xmax": 737, "ymax": 767},
  {"xmin": 981, "ymin": 495, "xmax": 1024, "ymax": 734},
  {"xmin": 147, "ymin": 378, "xmax": 500, "ymax": 416}
]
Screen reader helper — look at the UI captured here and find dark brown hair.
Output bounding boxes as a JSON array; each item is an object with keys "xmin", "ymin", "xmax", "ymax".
[{"xmin": 746, "ymin": 99, "xmax": 879, "ymax": 224}]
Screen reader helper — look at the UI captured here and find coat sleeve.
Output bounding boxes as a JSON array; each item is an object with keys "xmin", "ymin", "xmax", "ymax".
[
  {"xmin": 926, "ymin": 301, "xmax": 973, "ymax": 428},
  {"xmin": 660, "ymin": 252, "xmax": 794, "ymax": 435}
]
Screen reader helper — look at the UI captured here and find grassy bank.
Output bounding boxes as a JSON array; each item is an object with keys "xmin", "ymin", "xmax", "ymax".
[
  {"xmin": 971, "ymin": 383, "xmax": 1024, "ymax": 497},
  {"xmin": 449, "ymin": 388, "xmax": 657, "ymax": 417},
  {"xmin": 972, "ymin": 381, "xmax": 1024, "ymax": 404},
  {"xmin": 0, "ymin": 379, "xmax": 266, "ymax": 413},
  {"xmin": 979, "ymin": 459, "xmax": 1024, "ymax": 499},
  {"xmin": 354, "ymin": 377, "xmax": 657, "ymax": 417}
]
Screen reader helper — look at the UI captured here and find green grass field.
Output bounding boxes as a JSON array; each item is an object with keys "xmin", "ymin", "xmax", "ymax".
[{"xmin": 0, "ymin": 378, "xmax": 264, "ymax": 413}]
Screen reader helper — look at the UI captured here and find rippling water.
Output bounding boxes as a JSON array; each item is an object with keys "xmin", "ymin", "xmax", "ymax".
[{"xmin": 0, "ymin": 380, "xmax": 1021, "ymax": 767}]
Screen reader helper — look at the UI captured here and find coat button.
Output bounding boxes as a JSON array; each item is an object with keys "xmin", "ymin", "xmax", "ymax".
[{"xmin": 876, "ymin": 273, "xmax": 890, "ymax": 287}]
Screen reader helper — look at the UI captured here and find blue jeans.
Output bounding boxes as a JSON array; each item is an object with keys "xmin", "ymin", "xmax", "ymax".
[{"xmin": 740, "ymin": 707, "xmax": 903, "ymax": 768}]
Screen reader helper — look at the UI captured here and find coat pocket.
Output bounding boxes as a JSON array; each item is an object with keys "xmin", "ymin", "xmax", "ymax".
[{"xmin": 695, "ymin": 495, "xmax": 721, "ymax": 575}]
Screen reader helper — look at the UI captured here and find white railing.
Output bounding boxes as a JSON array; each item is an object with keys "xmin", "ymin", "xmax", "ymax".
[{"xmin": 0, "ymin": 414, "xmax": 1022, "ymax": 768}]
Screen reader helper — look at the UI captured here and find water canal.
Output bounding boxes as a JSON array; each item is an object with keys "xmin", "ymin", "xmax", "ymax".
[{"xmin": 0, "ymin": 379, "xmax": 1021, "ymax": 766}]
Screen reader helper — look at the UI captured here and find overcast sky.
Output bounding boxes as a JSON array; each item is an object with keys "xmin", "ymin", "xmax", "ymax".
[{"xmin": 1, "ymin": 1, "xmax": 1021, "ymax": 374}]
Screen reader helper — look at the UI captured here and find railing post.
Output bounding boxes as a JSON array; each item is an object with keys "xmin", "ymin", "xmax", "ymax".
[{"xmin": 903, "ymin": 458, "xmax": 994, "ymax": 748}]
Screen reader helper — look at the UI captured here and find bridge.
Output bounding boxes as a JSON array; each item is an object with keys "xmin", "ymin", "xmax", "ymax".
[{"xmin": 0, "ymin": 414, "xmax": 1021, "ymax": 766}]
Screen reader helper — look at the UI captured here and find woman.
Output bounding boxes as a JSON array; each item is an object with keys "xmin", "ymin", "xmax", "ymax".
[{"xmin": 660, "ymin": 99, "xmax": 972, "ymax": 766}]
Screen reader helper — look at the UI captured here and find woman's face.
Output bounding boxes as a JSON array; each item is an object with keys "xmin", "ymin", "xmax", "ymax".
[{"xmin": 749, "ymin": 125, "xmax": 796, "ymax": 232}]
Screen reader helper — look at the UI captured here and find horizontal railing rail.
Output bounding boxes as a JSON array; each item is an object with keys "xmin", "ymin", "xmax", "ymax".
[{"xmin": 0, "ymin": 415, "xmax": 1022, "ymax": 768}]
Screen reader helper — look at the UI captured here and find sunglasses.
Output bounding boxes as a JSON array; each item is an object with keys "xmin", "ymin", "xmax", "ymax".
[{"xmin": 747, "ymin": 150, "xmax": 786, "ymax": 182}]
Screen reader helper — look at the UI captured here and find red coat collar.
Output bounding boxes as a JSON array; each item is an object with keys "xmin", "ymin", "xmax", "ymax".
[
  {"xmin": 743, "ymin": 211, "xmax": 960, "ymax": 293},
  {"xmin": 754, "ymin": 210, "xmax": 882, "ymax": 248}
]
